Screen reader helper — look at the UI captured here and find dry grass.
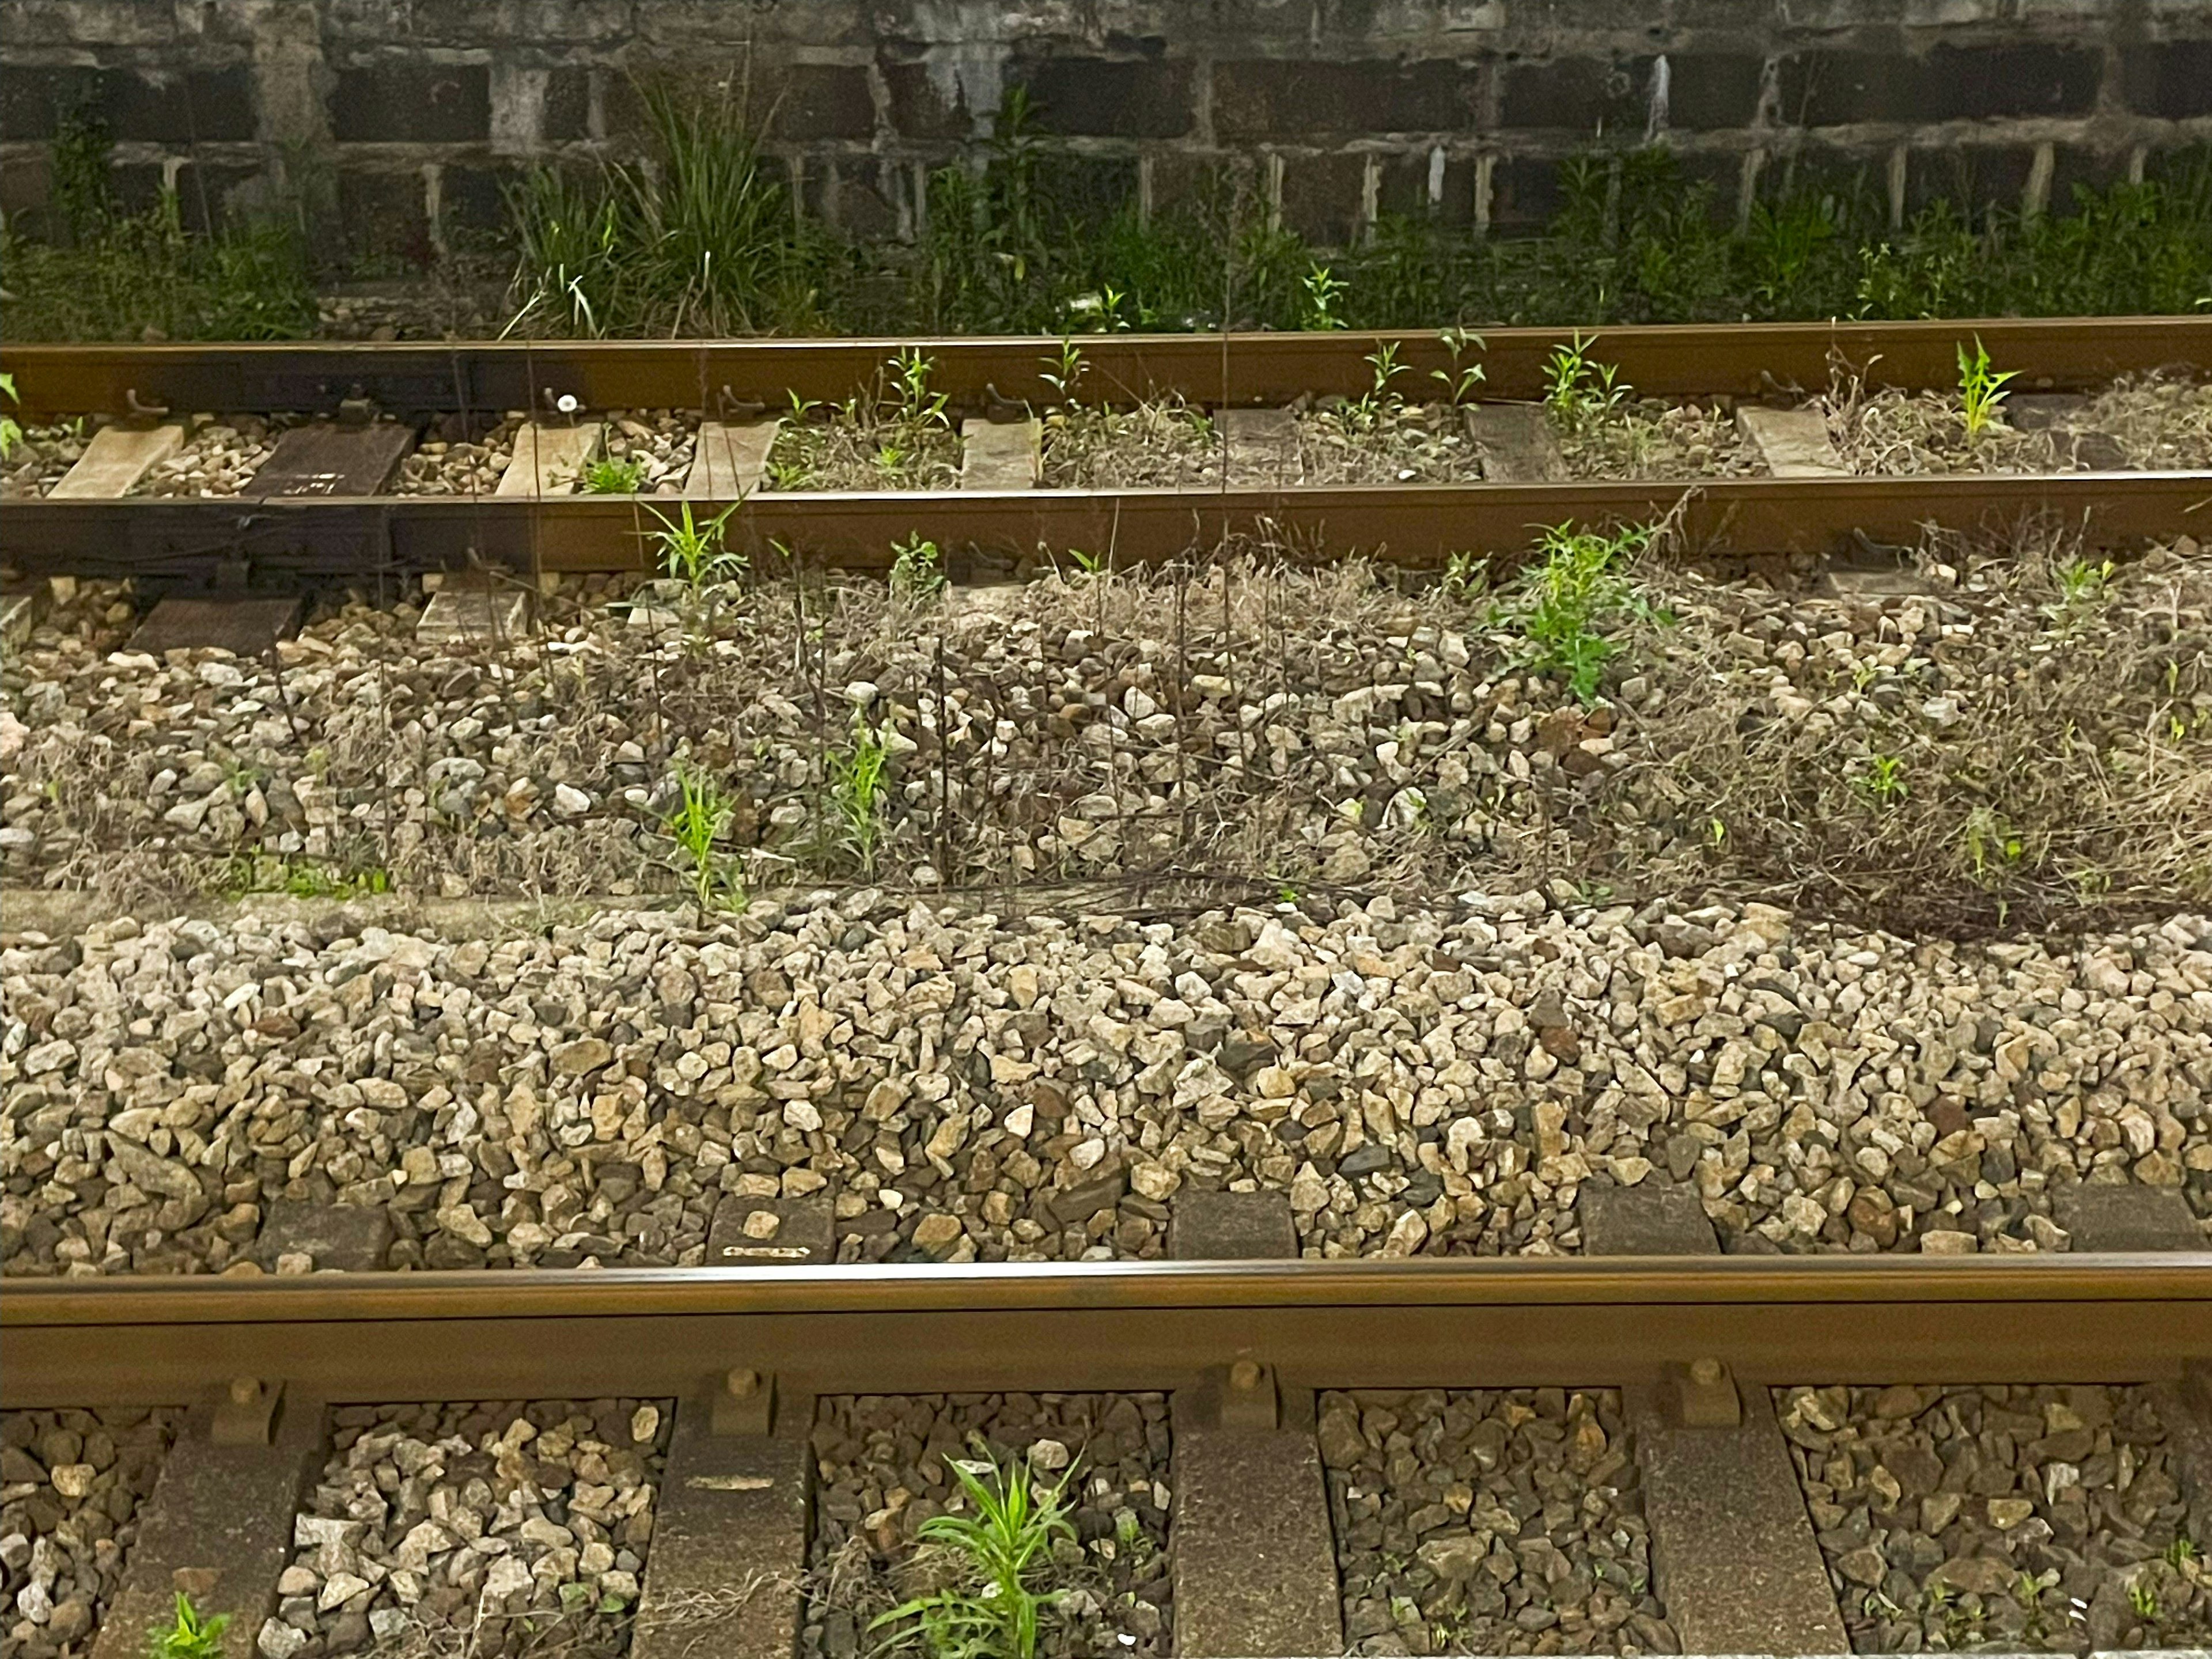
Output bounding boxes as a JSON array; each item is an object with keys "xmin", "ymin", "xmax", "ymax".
[
  {"xmin": 1556, "ymin": 398, "xmax": 1764, "ymax": 480},
  {"xmin": 9, "ymin": 528, "xmax": 2210, "ymax": 937},
  {"xmin": 1039, "ymin": 400, "xmax": 1221, "ymax": 488}
]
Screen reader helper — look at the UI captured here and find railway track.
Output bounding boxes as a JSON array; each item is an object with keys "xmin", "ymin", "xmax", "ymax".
[
  {"xmin": 6, "ymin": 1225, "xmax": 2211, "ymax": 1659},
  {"xmin": 2, "ymin": 317, "xmax": 2207, "ymax": 590},
  {"xmin": 6, "ymin": 316, "xmax": 2212, "ymax": 1657}
]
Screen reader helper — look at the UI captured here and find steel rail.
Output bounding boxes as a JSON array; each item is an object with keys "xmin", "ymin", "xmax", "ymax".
[
  {"xmin": 6, "ymin": 471, "xmax": 2209, "ymax": 579},
  {"xmin": 5, "ymin": 317, "xmax": 2207, "ymax": 419},
  {"xmin": 7, "ymin": 1256, "xmax": 2207, "ymax": 1407}
]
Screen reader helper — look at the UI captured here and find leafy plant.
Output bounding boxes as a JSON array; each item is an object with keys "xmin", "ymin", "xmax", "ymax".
[
  {"xmin": 1490, "ymin": 520, "xmax": 1657, "ymax": 702},
  {"xmin": 888, "ymin": 347, "xmax": 950, "ymax": 429},
  {"xmin": 827, "ymin": 721, "xmax": 891, "ymax": 876},
  {"xmin": 581, "ymin": 453, "xmax": 645, "ymax": 494},
  {"xmin": 646, "ymin": 501, "xmax": 744, "ymax": 591},
  {"xmin": 662, "ymin": 763, "xmax": 746, "ymax": 912},
  {"xmin": 0, "ymin": 372, "xmax": 20, "ymax": 462},
  {"xmin": 1960, "ymin": 804, "xmax": 2027, "ymax": 887},
  {"xmin": 1441, "ymin": 551, "xmax": 1488, "ymax": 601},
  {"xmin": 1040, "ymin": 336, "xmax": 1088, "ymax": 406},
  {"xmin": 2044, "ymin": 553, "xmax": 2113, "ymax": 623},
  {"xmin": 1302, "ymin": 262, "xmax": 1348, "ymax": 330},
  {"xmin": 890, "ymin": 533, "xmax": 945, "ymax": 606},
  {"xmin": 1543, "ymin": 331, "xmax": 1632, "ymax": 431},
  {"xmin": 1854, "ymin": 751, "xmax": 1910, "ymax": 808},
  {"xmin": 2129, "ymin": 1570, "xmax": 2162, "ymax": 1622},
  {"xmin": 1432, "ymin": 327, "xmax": 1487, "ymax": 405},
  {"xmin": 1956, "ymin": 335, "xmax": 2020, "ymax": 441},
  {"xmin": 870, "ymin": 1443, "xmax": 1077, "ymax": 1659},
  {"xmin": 149, "ymin": 1593, "xmax": 228, "ymax": 1659}
]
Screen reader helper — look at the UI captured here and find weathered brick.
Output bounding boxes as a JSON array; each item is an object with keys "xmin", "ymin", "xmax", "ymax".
[
  {"xmin": 1501, "ymin": 56, "xmax": 1650, "ymax": 132},
  {"xmin": 338, "ymin": 166, "xmax": 431, "ymax": 266},
  {"xmin": 2049, "ymin": 142, "xmax": 2129, "ymax": 208},
  {"xmin": 1665, "ymin": 52, "xmax": 1768, "ymax": 131},
  {"xmin": 802, "ymin": 154, "xmax": 898, "ymax": 237},
  {"xmin": 1277, "ymin": 149, "xmax": 1366, "ymax": 244},
  {"xmin": 1214, "ymin": 58, "xmax": 1474, "ymax": 138},
  {"xmin": 110, "ymin": 63, "xmax": 256, "ymax": 141},
  {"xmin": 439, "ymin": 162, "xmax": 514, "ymax": 247},
  {"xmin": 1012, "ymin": 56, "xmax": 1191, "ymax": 138},
  {"xmin": 0, "ymin": 63, "xmax": 96, "ymax": 141},
  {"xmin": 1377, "ymin": 147, "xmax": 1479, "ymax": 227},
  {"xmin": 879, "ymin": 60, "xmax": 974, "ymax": 141},
  {"xmin": 544, "ymin": 65, "xmax": 590, "ymax": 141},
  {"xmin": 1908, "ymin": 142, "xmax": 2036, "ymax": 217},
  {"xmin": 113, "ymin": 159, "xmax": 260, "ymax": 229},
  {"xmin": 767, "ymin": 63, "xmax": 876, "ymax": 141},
  {"xmin": 333, "ymin": 58, "xmax": 491, "ymax": 143},
  {"xmin": 1779, "ymin": 43, "xmax": 2100, "ymax": 126},
  {"xmin": 1488, "ymin": 154, "xmax": 1563, "ymax": 228},
  {"xmin": 2124, "ymin": 39, "xmax": 2212, "ymax": 120}
]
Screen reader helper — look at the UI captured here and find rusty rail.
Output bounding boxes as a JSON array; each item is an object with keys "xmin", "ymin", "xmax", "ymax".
[
  {"xmin": 5, "ymin": 471, "xmax": 2210, "ymax": 578},
  {"xmin": 6, "ymin": 1255, "xmax": 2207, "ymax": 1407},
  {"xmin": 3, "ymin": 317, "xmax": 2207, "ymax": 419}
]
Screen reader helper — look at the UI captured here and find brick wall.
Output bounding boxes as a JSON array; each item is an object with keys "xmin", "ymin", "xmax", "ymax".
[{"xmin": 2, "ymin": 0, "xmax": 2207, "ymax": 268}]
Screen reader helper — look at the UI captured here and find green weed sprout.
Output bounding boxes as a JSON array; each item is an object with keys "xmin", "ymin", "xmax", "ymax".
[
  {"xmin": 1855, "ymin": 751, "xmax": 1910, "ymax": 808},
  {"xmin": 1492, "ymin": 520, "xmax": 1657, "ymax": 702},
  {"xmin": 1543, "ymin": 331, "xmax": 1632, "ymax": 430},
  {"xmin": 662, "ymin": 764, "xmax": 745, "ymax": 912},
  {"xmin": 889, "ymin": 346, "xmax": 950, "ymax": 428},
  {"xmin": 2044, "ymin": 553, "xmax": 2113, "ymax": 625},
  {"xmin": 828, "ymin": 721, "xmax": 889, "ymax": 876},
  {"xmin": 870, "ymin": 1442, "xmax": 1077, "ymax": 1659},
  {"xmin": 1041, "ymin": 337, "xmax": 1087, "ymax": 406},
  {"xmin": 890, "ymin": 533, "xmax": 945, "ymax": 605},
  {"xmin": 645, "ymin": 501, "xmax": 744, "ymax": 590},
  {"xmin": 1302, "ymin": 263, "xmax": 1347, "ymax": 330},
  {"xmin": 150, "ymin": 1593, "xmax": 229, "ymax": 1659},
  {"xmin": 581, "ymin": 453, "xmax": 646, "ymax": 494},
  {"xmin": 1, "ymin": 372, "xmax": 20, "ymax": 462},
  {"xmin": 1956, "ymin": 335, "xmax": 2019, "ymax": 441}
]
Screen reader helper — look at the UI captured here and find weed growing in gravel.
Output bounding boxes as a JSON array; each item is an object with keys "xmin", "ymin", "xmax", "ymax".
[
  {"xmin": 870, "ymin": 1442, "xmax": 1077, "ymax": 1659},
  {"xmin": 890, "ymin": 533, "xmax": 946, "ymax": 606},
  {"xmin": 1854, "ymin": 751, "xmax": 1910, "ymax": 808},
  {"xmin": 215, "ymin": 853, "xmax": 391, "ymax": 900},
  {"xmin": 647, "ymin": 502, "xmax": 744, "ymax": 590},
  {"xmin": 149, "ymin": 1593, "xmax": 228, "ymax": 1659},
  {"xmin": 0, "ymin": 373, "xmax": 20, "ymax": 461},
  {"xmin": 1432, "ymin": 327, "xmax": 1487, "ymax": 405},
  {"xmin": 1491, "ymin": 521, "xmax": 1658, "ymax": 701},
  {"xmin": 1440, "ymin": 552, "xmax": 1489, "ymax": 602},
  {"xmin": 2045, "ymin": 554, "xmax": 2113, "ymax": 625},
  {"xmin": 2131, "ymin": 1571, "xmax": 2163, "ymax": 1622},
  {"xmin": 662, "ymin": 764, "xmax": 746, "ymax": 912},
  {"xmin": 1957, "ymin": 336, "xmax": 2020, "ymax": 441},
  {"xmin": 1543, "ymin": 332, "xmax": 1633, "ymax": 433},
  {"xmin": 826, "ymin": 722, "xmax": 890, "ymax": 876},
  {"xmin": 581, "ymin": 454, "xmax": 645, "ymax": 494}
]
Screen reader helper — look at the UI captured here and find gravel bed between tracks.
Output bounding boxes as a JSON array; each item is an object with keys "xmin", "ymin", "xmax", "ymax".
[
  {"xmin": 268, "ymin": 1398, "xmax": 670, "ymax": 1659},
  {"xmin": 2, "ymin": 1408, "xmax": 179, "ymax": 1659},
  {"xmin": 3, "ymin": 892, "xmax": 2209, "ymax": 1277},
  {"xmin": 1824, "ymin": 372, "xmax": 2212, "ymax": 477},
  {"xmin": 804, "ymin": 1392, "xmax": 1171, "ymax": 1659},
  {"xmin": 1779, "ymin": 1383, "xmax": 2212, "ymax": 1654},
  {"xmin": 132, "ymin": 416, "xmax": 298, "ymax": 498},
  {"xmin": 6, "ymin": 538, "xmax": 2209, "ymax": 931},
  {"xmin": 1321, "ymin": 1387, "xmax": 1673, "ymax": 1656},
  {"xmin": 1, "ymin": 425, "xmax": 90, "ymax": 501}
]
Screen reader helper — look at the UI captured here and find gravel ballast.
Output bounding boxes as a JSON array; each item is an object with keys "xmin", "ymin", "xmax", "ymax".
[
  {"xmin": 4, "ymin": 893, "xmax": 2208, "ymax": 1277},
  {"xmin": 804, "ymin": 1392, "xmax": 1171, "ymax": 1659},
  {"xmin": 6, "ymin": 543, "xmax": 2207, "ymax": 927},
  {"xmin": 2, "ymin": 1408, "xmax": 179, "ymax": 1659},
  {"xmin": 1321, "ymin": 1387, "xmax": 1673, "ymax": 1656},
  {"xmin": 1780, "ymin": 1383, "xmax": 2212, "ymax": 1653},
  {"xmin": 266, "ymin": 1398, "xmax": 669, "ymax": 1659}
]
